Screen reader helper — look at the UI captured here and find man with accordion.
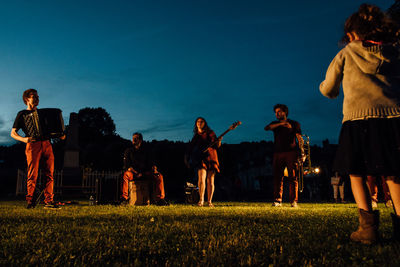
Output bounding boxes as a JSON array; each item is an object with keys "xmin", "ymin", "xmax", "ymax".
[{"xmin": 11, "ymin": 89, "xmax": 65, "ymax": 209}]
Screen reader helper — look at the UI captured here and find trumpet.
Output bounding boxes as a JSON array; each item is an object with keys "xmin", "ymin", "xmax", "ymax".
[{"xmin": 297, "ymin": 134, "xmax": 311, "ymax": 193}]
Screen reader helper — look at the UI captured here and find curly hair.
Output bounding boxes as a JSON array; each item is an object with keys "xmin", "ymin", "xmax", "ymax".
[
  {"xmin": 22, "ymin": 88, "xmax": 37, "ymax": 105},
  {"xmin": 273, "ymin": 104, "xmax": 289, "ymax": 116},
  {"xmin": 341, "ymin": 4, "xmax": 400, "ymax": 44}
]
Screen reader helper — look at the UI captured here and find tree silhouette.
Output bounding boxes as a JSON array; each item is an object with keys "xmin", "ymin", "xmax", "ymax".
[
  {"xmin": 76, "ymin": 107, "xmax": 128, "ymax": 170},
  {"xmin": 388, "ymin": 0, "xmax": 400, "ymax": 24},
  {"xmin": 77, "ymin": 107, "xmax": 116, "ymax": 146}
]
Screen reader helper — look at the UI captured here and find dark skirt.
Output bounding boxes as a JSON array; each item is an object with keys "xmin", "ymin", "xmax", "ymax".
[
  {"xmin": 333, "ymin": 118, "xmax": 400, "ymax": 176},
  {"xmin": 201, "ymin": 148, "xmax": 220, "ymax": 173}
]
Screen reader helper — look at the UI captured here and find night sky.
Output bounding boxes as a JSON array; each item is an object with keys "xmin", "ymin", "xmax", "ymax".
[{"xmin": 0, "ymin": 0, "xmax": 395, "ymax": 146}]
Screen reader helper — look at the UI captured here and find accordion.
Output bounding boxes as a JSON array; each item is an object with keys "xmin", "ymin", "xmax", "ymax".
[{"xmin": 23, "ymin": 108, "xmax": 65, "ymax": 140}]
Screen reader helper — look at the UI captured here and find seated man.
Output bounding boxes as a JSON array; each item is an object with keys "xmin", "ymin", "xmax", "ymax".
[{"xmin": 120, "ymin": 132, "xmax": 169, "ymax": 206}]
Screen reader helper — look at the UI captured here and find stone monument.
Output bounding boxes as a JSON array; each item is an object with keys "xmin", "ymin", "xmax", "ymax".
[{"xmin": 62, "ymin": 112, "xmax": 82, "ymax": 192}]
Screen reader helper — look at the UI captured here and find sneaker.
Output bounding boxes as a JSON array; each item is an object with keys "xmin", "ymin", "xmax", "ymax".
[
  {"xmin": 291, "ymin": 202, "xmax": 298, "ymax": 208},
  {"xmin": 272, "ymin": 202, "xmax": 282, "ymax": 207},
  {"xmin": 26, "ymin": 203, "xmax": 35, "ymax": 209},
  {"xmin": 372, "ymin": 201, "xmax": 378, "ymax": 208},
  {"xmin": 44, "ymin": 202, "xmax": 61, "ymax": 210},
  {"xmin": 386, "ymin": 200, "xmax": 393, "ymax": 208}
]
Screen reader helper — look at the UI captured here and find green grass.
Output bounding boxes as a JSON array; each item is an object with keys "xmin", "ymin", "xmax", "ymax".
[{"xmin": 0, "ymin": 201, "xmax": 399, "ymax": 266}]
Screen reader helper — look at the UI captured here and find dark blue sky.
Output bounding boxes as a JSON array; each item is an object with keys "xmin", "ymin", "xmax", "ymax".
[{"xmin": 0, "ymin": 0, "xmax": 395, "ymax": 146}]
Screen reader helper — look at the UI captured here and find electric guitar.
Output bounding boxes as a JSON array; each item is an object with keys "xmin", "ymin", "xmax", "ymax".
[{"xmin": 185, "ymin": 121, "xmax": 242, "ymax": 169}]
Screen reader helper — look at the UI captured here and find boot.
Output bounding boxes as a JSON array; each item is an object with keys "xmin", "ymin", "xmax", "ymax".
[
  {"xmin": 391, "ymin": 213, "xmax": 400, "ymax": 241},
  {"xmin": 350, "ymin": 209, "xmax": 379, "ymax": 244}
]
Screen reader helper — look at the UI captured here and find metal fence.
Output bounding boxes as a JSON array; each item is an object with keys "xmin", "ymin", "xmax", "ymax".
[
  {"xmin": 16, "ymin": 169, "xmax": 64, "ymax": 196},
  {"xmin": 16, "ymin": 169, "xmax": 123, "ymax": 197}
]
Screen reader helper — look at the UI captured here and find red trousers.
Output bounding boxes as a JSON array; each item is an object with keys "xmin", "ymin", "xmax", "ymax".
[
  {"xmin": 367, "ymin": 176, "xmax": 391, "ymax": 203},
  {"xmin": 25, "ymin": 140, "xmax": 54, "ymax": 204},
  {"xmin": 121, "ymin": 171, "xmax": 165, "ymax": 201},
  {"xmin": 273, "ymin": 151, "xmax": 298, "ymax": 203}
]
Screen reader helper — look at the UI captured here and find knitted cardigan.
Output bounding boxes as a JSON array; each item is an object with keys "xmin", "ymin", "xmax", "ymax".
[{"xmin": 320, "ymin": 40, "xmax": 400, "ymax": 123}]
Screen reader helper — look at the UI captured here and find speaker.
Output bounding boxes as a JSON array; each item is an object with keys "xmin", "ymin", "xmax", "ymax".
[{"xmin": 184, "ymin": 182, "xmax": 199, "ymax": 204}]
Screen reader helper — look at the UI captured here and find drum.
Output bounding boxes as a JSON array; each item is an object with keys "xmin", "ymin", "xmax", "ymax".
[{"xmin": 129, "ymin": 180, "xmax": 150, "ymax": 205}]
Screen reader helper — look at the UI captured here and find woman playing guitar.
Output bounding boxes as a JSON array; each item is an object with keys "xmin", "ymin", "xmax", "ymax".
[{"xmin": 189, "ymin": 117, "xmax": 221, "ymax": 207}]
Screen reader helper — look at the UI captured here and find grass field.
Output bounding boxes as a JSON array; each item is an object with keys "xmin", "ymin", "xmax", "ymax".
[{"xmin": 1, "ymin": 201, "xmax": 399, "ymax": 266}]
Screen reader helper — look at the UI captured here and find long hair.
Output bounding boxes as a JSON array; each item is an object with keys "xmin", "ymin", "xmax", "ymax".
[
  {"xmin": 341, "ymin": 4, "xmax": 400, "ymax": 44},
  {"xmin": 193, "ymin": 117, "xmax": 211, "ymax": 136}
]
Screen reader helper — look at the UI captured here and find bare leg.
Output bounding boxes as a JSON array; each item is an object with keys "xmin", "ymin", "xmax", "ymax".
[
  {"xmin": 197, "ymin": 168, "xmax": 207, "ymax": 205},
  {"xmin": 333, "ymin": 185, "xmax": 338, "ymax": 201},
  {"xmin": 350, "ymin": 175, "xmax": 372, "ymax": 212},
  {"xmin": 339, "ymin": 183, "xmax": 345, "ymax": 202},
  {"xmin": 206, "ymin": 171, "xmax": 216, "ymax": 205},
  {"xmin": 385, "ymin": 177, "xmax": 400, "ymax": 215}
]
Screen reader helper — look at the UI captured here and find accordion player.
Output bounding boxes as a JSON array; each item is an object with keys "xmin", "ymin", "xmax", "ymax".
[
  {"xmin": 23, "ymin": 108, "xmax": 65, "ymax": 140},
  {"xmin": 11, "ymin": 88, "xmax": 64, "ymax": 210}
]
